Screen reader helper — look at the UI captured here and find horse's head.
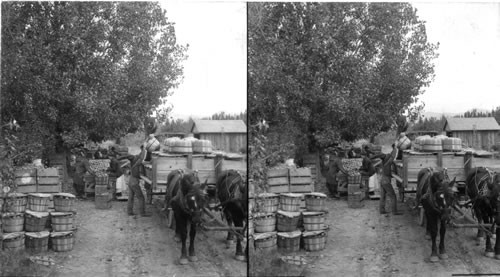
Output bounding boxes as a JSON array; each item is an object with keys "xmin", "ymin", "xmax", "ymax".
[
  {"xmin": 431, "ymin": 173, "xmax": 458, "ymax": 222},
  {"xmin": 180, "ymin": 172, "xmax": 208, "ymax": 223}
]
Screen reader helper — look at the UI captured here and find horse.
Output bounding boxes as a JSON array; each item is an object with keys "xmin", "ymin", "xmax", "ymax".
[
  {"xmin": 417, "ymin": 168, "xmax": 458, "ymax": 262},
  {"xmin": 465, "ymin": 167, "xmax": 500, "ymax": 258},
  {"xmin": 216, "ymin": 170, "xmax": 247, "ymax": 261},
  {"xmin": 165, "ymin": 170, "xmax": 208, "ymax": 265}
]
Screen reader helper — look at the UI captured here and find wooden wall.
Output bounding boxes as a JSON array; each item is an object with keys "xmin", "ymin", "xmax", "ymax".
[
  {"xmin": 199, "ymin": 133, "xmax": 246, "ymax": 153},
  {"xmin": 449, "ymin": 130, "xmax": 499, "ymax": 150}
]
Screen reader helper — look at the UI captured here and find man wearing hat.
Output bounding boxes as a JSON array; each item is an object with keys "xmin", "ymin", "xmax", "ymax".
[
  {"xmin": 125, "ymin": 141, "xmax": 151, "ymax": 217},
  {"xmin": 320, "ymin": 149, "xmax": 348, "ymax": 199},
  {"xmin": 72, "ymin": 148, "xmax": 95, "ymax": 199}
]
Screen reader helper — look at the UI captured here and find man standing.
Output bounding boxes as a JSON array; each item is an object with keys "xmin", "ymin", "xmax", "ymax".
[
  {"xmin": 374, "ymin": 144, "xmax": 403, "ymax": 215},
  {"xmin": 320, "ymin": 150, "xmax": 348, "ymax": 199},
  {"xmin": 126, "ymin": 142, "xmax": 151, "ymax": 217}
]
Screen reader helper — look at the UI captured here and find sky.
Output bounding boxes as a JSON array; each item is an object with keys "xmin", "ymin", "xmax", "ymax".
[
  {"xmin": 412, "ymin": 2, "xmax": 500, "ymax": 115},
  {"xmin": 159, "ymin": 1, "xmax": 247, "ymax": 120}
]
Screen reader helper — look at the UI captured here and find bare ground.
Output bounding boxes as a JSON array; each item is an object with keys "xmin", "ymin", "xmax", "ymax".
[{"xmin": 251, "ymin": 196, "xmax": 500, "ymax": 277}]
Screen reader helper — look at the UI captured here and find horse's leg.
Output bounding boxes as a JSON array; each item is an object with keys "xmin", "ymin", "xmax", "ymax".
[
  {"xmin": 439, "ymin": 219, "xmax": 448, "ymax": 259},
  {"xmin": 485, "ymin": 216, "xmax": 494, "ymax": 257},
  {"xmin": 425, "ymin": 212, "xmax": 431, "ymax": 240},
  {"xmin": 233, "ymin": 216, "xmax": 246, "ymax": 261},
  {"xmin": 176, "ymin": 214, "xmax": 188, "ymax": 265},
  {"xmin": 429, "ymin": 212, "xmax": 439, "ymax": 262},
  {"xmin": 476, "ymin": 208, "xmax": 485, "ymax": 246},
  {"xmin": 225, "ymin": 210, "xmax": 235, "ymax": 248},
  {"xmin": 171, "ymin": 202, "xmax": 181, "ymax": 242},
  {"xmin": 188, "ymin": 221, "xmax": 198, "ymax": 262}
]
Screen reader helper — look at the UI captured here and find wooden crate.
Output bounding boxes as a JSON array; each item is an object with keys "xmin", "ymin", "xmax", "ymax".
[
  {"xmin": 15, "ymin": 168, "xmax": 37, "ymax": 193},
  {"xmin": 37, "ymin": 168, "xmax": 62, "ymax": 193},
  {"xmin": 289, "ymin": 168, "xmax": 313, "ymax": 193},
  {"xmin": 267, "ymin": 168, "xmax": 289, "ymax": 194}
]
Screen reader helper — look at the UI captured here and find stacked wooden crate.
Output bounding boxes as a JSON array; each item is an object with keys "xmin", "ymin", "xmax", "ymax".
[
  {"xmin": 14, "ymin": 167, "xmax": 62, "ymax": 208},
  {"xmin": 266, "ymin": 167, "xmax": 313, "ymax": 208}
]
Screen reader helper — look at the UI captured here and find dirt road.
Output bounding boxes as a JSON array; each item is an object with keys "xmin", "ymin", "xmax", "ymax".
[
  {"xmin": 49, "ymin": 198, "xmax": 246, "ymax": 277},
  {"xmin": 284, "ymin": 197, "xmax": 500, "ymax": 276}
]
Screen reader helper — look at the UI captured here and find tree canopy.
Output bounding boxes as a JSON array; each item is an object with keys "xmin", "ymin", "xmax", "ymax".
[
  {"xmin": 1, "ymin": 2, "xmax": 187, "ymax": 158},
  {"xmin": 248, "ymin": 2, "xmax": 438, "ymax": 152}
]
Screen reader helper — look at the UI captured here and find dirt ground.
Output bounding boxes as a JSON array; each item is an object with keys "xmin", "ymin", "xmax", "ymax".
[
  {"xmin": 252, "ymin": 194, "xmax": 500, "ymax": 277},
  {"xmin": 43, "ymin": 197, "xmax": 247, "ymax": 277}
]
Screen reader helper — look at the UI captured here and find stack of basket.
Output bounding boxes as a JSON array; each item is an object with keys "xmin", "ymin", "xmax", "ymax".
[
  {"xmin": 253, "ymin": 193, "xmax": 279, "ymax": 251},
  {"xmin": 301, "ymin": 192, "xmax": 328, "ymax": 251},
  {"xmin": 347, "ymin": 172, "xmax": 364, "ymax": 209},
  {"xmin": 94, "ymin": 173, "xmax": 112, "ymax": 210},
  {"xmin": 276, "ymin": 193, "xmax": 302, "ymax": 253},
  {"xmin": 1, "ymin": 192, "xmax": 76, "ymax": 252}
]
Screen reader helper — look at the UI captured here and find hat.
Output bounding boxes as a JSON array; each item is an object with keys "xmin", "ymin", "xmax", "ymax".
[{"xmin": 399, "ymin": 132, "xmax": 406, "ymax": 137}]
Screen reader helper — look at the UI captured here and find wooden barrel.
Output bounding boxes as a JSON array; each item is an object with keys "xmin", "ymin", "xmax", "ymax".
[
  {"xmin": 53, "ymin": 193, "xmax": 76, "ymax": 212},
  {"xmin": 254, "ymin": 213, "xmax": 276, "ymax": 233},
  {"xmin": 28, "ymin": 193, "xmax": 51, "ymax": 212},
  {"xmin": 302, "ymin": 230, "xmax": 327, "ymax": 251},
  {"xmin": 25, "ymin": 211, "xmax": 49, "ymax": 232},
  {"xmin": 421, "ymin": 137, "xmax": 443, "ymax": 152},
  {"xmin": 304, "ymin": 193, "xmax": 327, "ymax": 212},
  {"xmin": 302, "ymin": 211, "xmax": 326, "ymax": 231},
  {"xmin": 170, "ymin": 140, "xmax": 193, "ymax": 154},
  {"xmin": 397, "ymin": 136, "xmax": 412, "ymax": 150},
  {"xmin": 257, "ymin": 193, "xmax": 279, "ymax": 213},
  {"xmin": 279, "ymin": 193, "xmax": 302, "ymax": 212},
  {"xmin": 50, "ymin": 231, "xmax": 74, "ymax": 252},
  {"xmin": 277, "ymin": 230, "xmax": 301, "ymax": 252},
  {"xmin": 442, "ymin": 137, "xmax": 462, "ymax": 152},
  {"xmin": 146, "ymin": 137, "xmax": 160, "ymax": 152},
  {"xmin": 276, "ymin": 211, "xmax": 300, "ymax": 232},
  {"xmin": 163, "ymin": 137, "xmax": 181, "ymax": 153},
  {"xmin": 192, "ymin": 140, "xmax": 212, "ymax": 154},
  {"xmin": 254, "ymin": 232, "xmax": 277, "ymax": 250},
  {"xmin": 50, "ymin": 212, "xmax": 74, "ymax": 232},
  {"xmin": 2, "ymin": 213, "xmax": 25, "ymax": 233},
  {"xmin": 4, "ymin": 193, "xmax": 27, "ymax": 213},
  {"xmin": 25, "ymin": 231, "xmax": 50, "ymax": 253},
  {"xmin": 2, "ymin": 232, "xmax": 25, "ymax": 251}
]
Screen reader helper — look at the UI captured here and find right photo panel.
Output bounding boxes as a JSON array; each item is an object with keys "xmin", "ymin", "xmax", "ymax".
[{"xmin": 248, "ymin": 2, "xmax": 500, "ymax": 276}]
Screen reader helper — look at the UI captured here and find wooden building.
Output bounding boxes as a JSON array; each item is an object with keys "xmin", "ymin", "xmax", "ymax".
[
  {"xmin": 190, "ymin": 120, "xmax": 247, "ymax": 153},
  {"xmin": 443, "ymin": 117, "xmax": 500, "ymax": 150}
]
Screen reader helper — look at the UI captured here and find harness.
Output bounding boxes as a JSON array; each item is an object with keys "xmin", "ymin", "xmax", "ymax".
[
  {"xmin": 422, "ymin": 168, "xmax": 450, "ymax": 216},
  {"xmin": 469, "ymin": 167, "xmax": 496, "ymax": 219},
  {"xmin": 215, "ymin": 171, "xmax": 245, "ymax": 210}
]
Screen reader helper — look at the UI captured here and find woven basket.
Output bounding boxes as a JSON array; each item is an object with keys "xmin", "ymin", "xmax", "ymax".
[
  {"xmin": 95, "ymin": 193, "xmax": 112, "ymax": 209},
  {"xmin": 302, "ymin": 212, "xmax": 326, "ymax": 231},
  {"xmin": 303, "ymin": 231, "xmax": 326, "ymax": 251},
  {"xmin": 28, "ymin": 193, "xmax": 51, "ymax": 212},
  {"xmin": 279, "ymin": 193, "xmax": 302, "ymax": 212},
  {"xmin": 254, "ymin": 232, "xmax": 277, "ymax": 250},
  {"xmin": 95, "ymin": 175, "xmax": 109, "ymax": 186},
  {"xmin": 348, "ymin": 174, "xmax": 362, "ymax": 184},
  {"xmin": 304, "ymin": 193, "xmax": 326, "ymax": 212},
  {"xmin": 25, "ymin": 231, "xmax": 50, "ymax": 253},
  {"xmin": 53, "ymin": 193, "xmax": 75, "ymax": 212},
  {"xmin": 50, "ymin": 231, "xmax": 74, "ymax": 252},
  {"xmin": 2, "ymin": 213, "xmax": 25, "ymax": 233},
  {"xmin": 171, "ymin": 140, "xmax": 193, "ymax": 154},
  {"xmin": 347, "ymin": 183, "xmax": 363, "ymax": 195},
  {"xmin": 257, "ymin": 193, "xmax": 279, "ymax": 213},
  {"xmin": 254, "ymin": 213, "xmax": 276, "ymax": 233},
  {"xmin": 2, "ymin": 232, "xmax": 25, "ymax": 251},
  {"xmin": 25, "ymin": 211, "xmax": 49, "ymax": 232},
  {"xmin": 277, "ymin": 231, "xmax": 301, "ymax": 252},
  {"xmin": 276, "ymin": 211, "xmax": 300, "ymax": 232},
  {"xmin": 4, "ymin": 193, "xmax": 27, "ymax": 213},
  {"xmin": 51, "ymin": 212, "xmax": 74, "ymax": 232}
]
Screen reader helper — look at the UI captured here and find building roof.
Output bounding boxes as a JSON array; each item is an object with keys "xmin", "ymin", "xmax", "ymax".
[
  {"xmin": 191, "ymin": 120, "xmax": 247, "ymax": 134},
  {"xmin": 443, "ymin": 117, "xmax": 500, "ymax": 132}
]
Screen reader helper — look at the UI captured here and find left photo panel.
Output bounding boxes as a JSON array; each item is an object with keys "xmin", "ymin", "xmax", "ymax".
[{"xmin": 0, "ymin": 1, "xmax": 248, "ymax": 276}]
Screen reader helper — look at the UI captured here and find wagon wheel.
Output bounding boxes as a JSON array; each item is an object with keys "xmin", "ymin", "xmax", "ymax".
[{"xmin": 419, "ymin": 206, "xmax": 426, "ymax": 226}]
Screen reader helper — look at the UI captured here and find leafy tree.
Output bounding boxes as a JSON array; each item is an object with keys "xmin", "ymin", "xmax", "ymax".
[
  {"xmin": 1, "ymin": 2, "xmax": 187, "ymax": 156},
  {"xmin": 248, "ymin": 2, "xmax": 438, "ymax": 153}
]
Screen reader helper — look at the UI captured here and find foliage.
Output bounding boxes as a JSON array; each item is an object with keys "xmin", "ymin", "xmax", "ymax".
[
  {"xmin": 159, "ymin": 117, "xmax": 193, "ymax": 134},
  {"xmin": 248, "ymin": 2, "xmax": 438, "ymax": 151},
  {"xmin": 455, "ymin": 106, "xmax": 500, "ymax": 124},
  {"xmin": 411, "ymin": 115, "xmax": 446, "ymax": 132},
  {"xmin": 203, "ymin": 110, "xmax": 247, "ymax": 124},
  {"xmin": 1, "ymin": 2, "xmax": 187, "ymax": 151}
]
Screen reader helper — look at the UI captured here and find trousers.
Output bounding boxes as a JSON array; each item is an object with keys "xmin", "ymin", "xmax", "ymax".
[
  {"xmin": 379, "ymin": 175, "xmax": 398, "ymax": 213},
  {"xmin": 127, "ymin": 176, "xmax": 146, "ymax": 215}
]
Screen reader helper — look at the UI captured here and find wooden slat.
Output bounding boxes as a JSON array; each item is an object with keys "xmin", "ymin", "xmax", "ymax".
[
  {"xmin": 37, "ymin": 184, "xmax": 61, "ymax": 193},
  {"xmin": 472, "ymin": 158, "xmax": 500, "ymax": 172},
  {"xmin": 16, "ymin": 185, "xmax": 37, "ymax": 193},
  {"xmin": 441, "ymin": 156, "xmax": 465, "ymax": 169},
  {"xmin": 192, "ymin": 157, "xmax": 216, "ymax": 170},
  {"xmin": 15, "ymin": 168, "xmax": 37, "ymax": 177},
  {"xmin": 267, "ymin": 169, "xmax": 288, "ymax": 178},
  {"xmin": 289, "ymin": 168, "xmax": 311, "ymax": 177},
  {"xmin": 38, "ymin": 176, "xmax": 60, "ymax": 185},
  {"xmin": 268, "ymin": 186, "xmax": 289, "ymax": 194},
  {"xmin": 220, "ymin": 159, "xmax": 246, "ymax": 173},
  {"xmin": 290, "ymin": 184, "xmax": 313, "ymax": 193},
  {"xmin": 15, "ymin": 177, "xmax": 37, "ymax": 185},
  {"xmin": 289, "ymin": 176, "xmax": 312, "ymax": 185},
  {"xmin": 267, "ymin": 177, "xmax": 289, "ymax": 186},
  {"xmin": 37, "ymin": 168, "xmax": 59, "ymax": 177},
  {"xmin": 407, "ymin": 156, "xmax": 439, "ymax": 169}
]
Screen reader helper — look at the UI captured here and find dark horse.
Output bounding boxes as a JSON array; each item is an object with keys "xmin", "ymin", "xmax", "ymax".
[
  {"xmin": 416, "ymin": 167, "xmax": 457, "ymax": 262},
  {"xmin": 216, "ymin": 170, "xmax": 247, "ymax": 261},
  {"xmin": 465, "ymin": 167, "xmax": 500, "ymax": 258},
  {"xmin": 165, "ymin": 170, "xmax": 208, "ymax": 265}
]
